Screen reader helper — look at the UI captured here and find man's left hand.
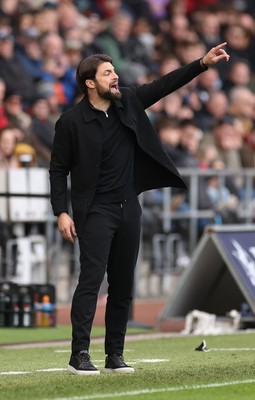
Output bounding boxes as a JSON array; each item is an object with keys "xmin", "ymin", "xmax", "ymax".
[{"xmin": 201, "ymin": 42, "xmax": 230, "ymax": 66}]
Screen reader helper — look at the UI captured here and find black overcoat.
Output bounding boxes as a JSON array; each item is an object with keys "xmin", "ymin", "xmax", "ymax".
[{"xmin": 49, "ymin": 58, "xmax": 206, "ymax": 235}]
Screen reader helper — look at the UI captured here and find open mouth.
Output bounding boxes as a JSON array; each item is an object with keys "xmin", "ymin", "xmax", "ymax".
[{"xmin": 110, "ymin": 83, "xmax": 119, "ymax": 93}]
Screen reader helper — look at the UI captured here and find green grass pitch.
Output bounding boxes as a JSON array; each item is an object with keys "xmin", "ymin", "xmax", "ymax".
[{"xmin": 0, "ymin": 327, "xmax": 255, "ymax": 400}]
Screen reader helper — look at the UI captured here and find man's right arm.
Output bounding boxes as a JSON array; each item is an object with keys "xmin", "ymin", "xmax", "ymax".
[{"xmin": 49, "ymin": 117, "xmax": 72, "ymax": 218}]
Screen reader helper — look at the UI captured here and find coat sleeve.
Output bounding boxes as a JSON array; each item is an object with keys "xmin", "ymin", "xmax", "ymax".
[
  {"xmin": 131, "ymin": 59, "xmax": 207, "ymax": 110},
  {"xmin": 49, "ymin": 117, "xmax": 72, "ymax": 216}
]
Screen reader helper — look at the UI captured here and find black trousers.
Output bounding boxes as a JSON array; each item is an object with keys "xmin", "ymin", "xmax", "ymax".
[{"xmin": 70, "ymin": 196, "xmax": 142, "ymax": 355}]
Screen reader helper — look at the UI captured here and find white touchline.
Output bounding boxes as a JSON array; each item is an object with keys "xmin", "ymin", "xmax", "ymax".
[
  {"xmin": 0, "ymin": 368, "xmax": 66, "ymax": 375},
  {"xmin": 43, "ymin": 379, "xmax": 255, "ymax": 400},
  {"xmin": 36, "ymin": 368, "xmax": 66, "ymax": 372},
  {"xmin": 0, "ymin": 359, "xmax": 172, "ymax": 376},
  {"xmin": 54, "ymin": 349, "xmax": 135, "ymax": 353},
  {"xmin": 136, "ymin": 359, "xmax": 170, "ymax": 363},
  {"xmin": 210, "ymin": 348, "xmax": 255, "ymax": 351},
  {"xmin": 0, "ymin": 371, "xmax": 32, "ymax": 375}
]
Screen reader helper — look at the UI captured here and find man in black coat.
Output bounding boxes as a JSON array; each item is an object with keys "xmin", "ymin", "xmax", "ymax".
[{"xmin": 49, "ymin": 43, "xmax": 229, "ymax": 375}]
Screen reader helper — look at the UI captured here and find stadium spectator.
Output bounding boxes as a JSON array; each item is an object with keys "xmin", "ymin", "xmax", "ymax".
[
  {"xmin": 0, "ymin": 124, "xmax": 37, "ymax": 169},
  {"xmin": 35, "ymin": 80, "xmax": 61, "ymax": 124},
  {"xmin": 191, "ymin": 9, "xmax": 221, "ymax": 50},
  {"xmin": 28, "ymin": 95, "xmax": 55, "ymax": 168},
  {"xmin": 195, "ymin": 90, "xmax": 229, "ymax": 134},
  {"xmin": 0, "ymin": 28, "xmax": 36, "ymax": 105},
  {"xmin": 33, "ymin": 3, "xmax": 59, "ymax": 34},
  {"xmin": 155, "ymin": 116, "xmax": 182, "ymax": 163},
  {"xmin": 198, "ymin": 142, "xmax": 219, "ymax": 169},
  {"xmin": 3, "ymin": 90, "xmax": 32, "ymax": 139},
  {"xmin": 15, "ymin": 27, "xmax": 44, "ymax": 83},
  {"xmin": 0, "ymin": 126, "xmax": 18, "ymax": 168},
  {"xmin": 40, "ymin": 32, "xmax": 69, "ymax": 109},
  {"xmin": 175, "ymin": 119, "xmax": 213, "ymax": 211},
  {"xmin": 222, "ymin": 23, "xmax": 255, "ymax": 74},
  {"xmin": 158, "ymin": 54, "xmax": 181, "ymax": 76},
  {"xmin": 222, "ymin": 59, "xmax": 253, "ymax": 94},
  {"xmin": 97, "ymin": 11, "xmax": 148, "ymax": 85},
  {"xmin": 163, "ymin": 92, "xmax": 195, "ymax": 121},
  {"xmin": 205, "ymin": 158, "xmax": 241, "ymax": 224},
  {"xmin": 228, "ymin": 86, "xmax": 255, "ymax": 140},
  {"xmin": 14, "ymin": 142, "xmax": 37, "ymax": 168}
]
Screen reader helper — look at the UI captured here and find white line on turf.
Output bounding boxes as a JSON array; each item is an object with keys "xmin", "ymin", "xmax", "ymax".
[
  {"xmin": 36, "ymin": 368, "xmax": 66, "ymax": 372},
  {"xmin": 211, "ymin": 348, "xmax": 255, "ymax": 351},
  {"xmin": 0, "ymin": 368, "xmax": 66, "ymax": 375},
  {"xmin": 43, "ymin": 379, "xmax": 255, "ymax": 400},
  {"xmin": 55, "ymin": 348, "xmax": 255, "ymax": 354},
  {"xmin": 0, "ymin": 371, "xmax": 32, "ymax": 375},
  {"xmin": 54, "ymin": 349, "xmax": 134, "ymax": 353},
  {"xmin": 0, "ymin": 359, "xmax": 171, "ymax": 376}
]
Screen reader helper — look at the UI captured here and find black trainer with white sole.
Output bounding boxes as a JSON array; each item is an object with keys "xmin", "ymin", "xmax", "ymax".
[
  {"xmin": 105, "ymin": 354, "xmax": 134, "ymax": 373},
  {"xmin": 68, "ymin": 350, "xmax": 100, "ymax": 375}
]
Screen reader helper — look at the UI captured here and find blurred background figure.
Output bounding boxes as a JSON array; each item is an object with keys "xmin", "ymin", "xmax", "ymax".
[
  {"xmin": 28, "ymin": 95, "xmax": 55, "ymax": 168},
  {"xmin": 3, "ymin": 90, "xmax": 32, "ymax": 139},
  {"xmin": 97, "ymin": 11, "xmax": 148, "ymax": 84},
  {"xmin": 0, "ymin": 126, "xmax": 19, "ymax": 168},
  {"xmin": 0, "ymin": 27, "xmax": 36, "ymax": 106},
  {"xmin": 14, "ymin": 142, "xmax": 37, "ymax": 168}
]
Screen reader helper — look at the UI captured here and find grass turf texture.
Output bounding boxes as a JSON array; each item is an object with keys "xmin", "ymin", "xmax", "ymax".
[
  {"xmin": 0, "ymin": 332, "xmax": 255, "ymax": 400},
  {"xmin": 0, "ymin": 325, "xmax": 151, "ymax": 345}
]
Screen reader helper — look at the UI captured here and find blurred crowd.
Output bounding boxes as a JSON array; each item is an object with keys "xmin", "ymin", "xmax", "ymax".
[{"xmin": 0, "ymin": 0, "xmax": 255, "ymax": 229}]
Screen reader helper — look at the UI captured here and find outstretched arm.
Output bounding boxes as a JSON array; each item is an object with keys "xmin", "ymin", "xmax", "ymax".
[
  {"xmin": 132, "ymin": 42, "xmax": 230, "ymax": 110},
  {"xmin": 200, "ymin": 42, "xmax": 230, "ymax": 67}
]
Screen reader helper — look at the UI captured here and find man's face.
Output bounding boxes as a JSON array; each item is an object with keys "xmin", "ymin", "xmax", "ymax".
[{"xmin": 93, "ymin": 62, "xmax": 121, "ymax": 100}]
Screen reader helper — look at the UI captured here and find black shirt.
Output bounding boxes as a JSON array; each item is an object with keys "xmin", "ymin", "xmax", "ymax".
[{"xmin": 92, "ymin": 102, "xmax": 136, "ymax": 203}]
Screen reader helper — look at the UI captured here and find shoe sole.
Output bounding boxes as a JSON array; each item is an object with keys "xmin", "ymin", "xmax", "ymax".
[
  {"xmin": 68, "ymin": 365, "xmax": 100, "ymax": 375},
  {"xmin": 104, "ymin": 367, "xmax": 134, "ymax": 374}
]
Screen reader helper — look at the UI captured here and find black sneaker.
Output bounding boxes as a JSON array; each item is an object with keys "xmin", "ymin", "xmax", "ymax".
[
  {"xmin": 105, "ymin": 354, "xmax": 134, "ymax": 373},
  {"xmin": 68, "ymin": 350, "xmax": 100, "ymax": 375}
]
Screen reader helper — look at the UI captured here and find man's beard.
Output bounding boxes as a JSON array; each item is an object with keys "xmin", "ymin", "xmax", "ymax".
[{"xmin": 95, "ymin": 81, "xmax": 122, "ymax": 100}]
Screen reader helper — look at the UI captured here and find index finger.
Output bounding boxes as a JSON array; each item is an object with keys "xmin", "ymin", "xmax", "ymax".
[{"xmin": 214, "ymin": 42, "xmax": 227, "ymax": 50}]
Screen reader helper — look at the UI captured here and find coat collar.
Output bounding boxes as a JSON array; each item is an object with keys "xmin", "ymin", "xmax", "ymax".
[{"xmin": 78, "ymin": 95, "xmax": 124, "ymax": 122}]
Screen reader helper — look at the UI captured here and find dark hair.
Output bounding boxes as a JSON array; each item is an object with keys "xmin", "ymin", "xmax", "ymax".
[{"xmin": 76, "ymin": 54, "xmax": 113, "ymax": 94}]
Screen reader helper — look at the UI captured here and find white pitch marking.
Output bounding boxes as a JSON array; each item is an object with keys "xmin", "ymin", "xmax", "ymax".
[
  {"xmin": 0, "ymin": 371, "xmax": 32, "ymax": 375},
  {"xmin": 54, "ymin": 350, "xmax": 71, "ymax": 353},
  {"xmin": 35, "ymin": 368, "xmax": 66, "ymax": 372},
  {"xmin": 0, "ymin": 359, "xmax": 171, "ymax": 376},
  {"xmin": 210, "ymin": 348, "xmax": 255, "ymax": 351},
  {"xmin": 0, "ymin": 368, "xmax": 65, "ymax": 375},
  {"xmin": 136, "ymin": 359, "xmax": 170, "ymax": 363},
  {"xmin": 54, "ymin": 349, "xmax": 134, "ymax": 353},
  {"xmin": 42, "ymin": 379, "xmax": 255, "ymax": 400}
]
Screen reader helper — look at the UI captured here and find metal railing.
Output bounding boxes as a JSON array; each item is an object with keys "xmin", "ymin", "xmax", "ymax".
[{"xmin": 160, "ymin": 168, "xmax": 255, "ymax": 252}]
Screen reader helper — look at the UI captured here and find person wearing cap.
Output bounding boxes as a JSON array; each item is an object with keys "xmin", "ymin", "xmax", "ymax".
[{"xmin": 49, "ymin": 43, "xmax": 230, "ymax": 375}]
